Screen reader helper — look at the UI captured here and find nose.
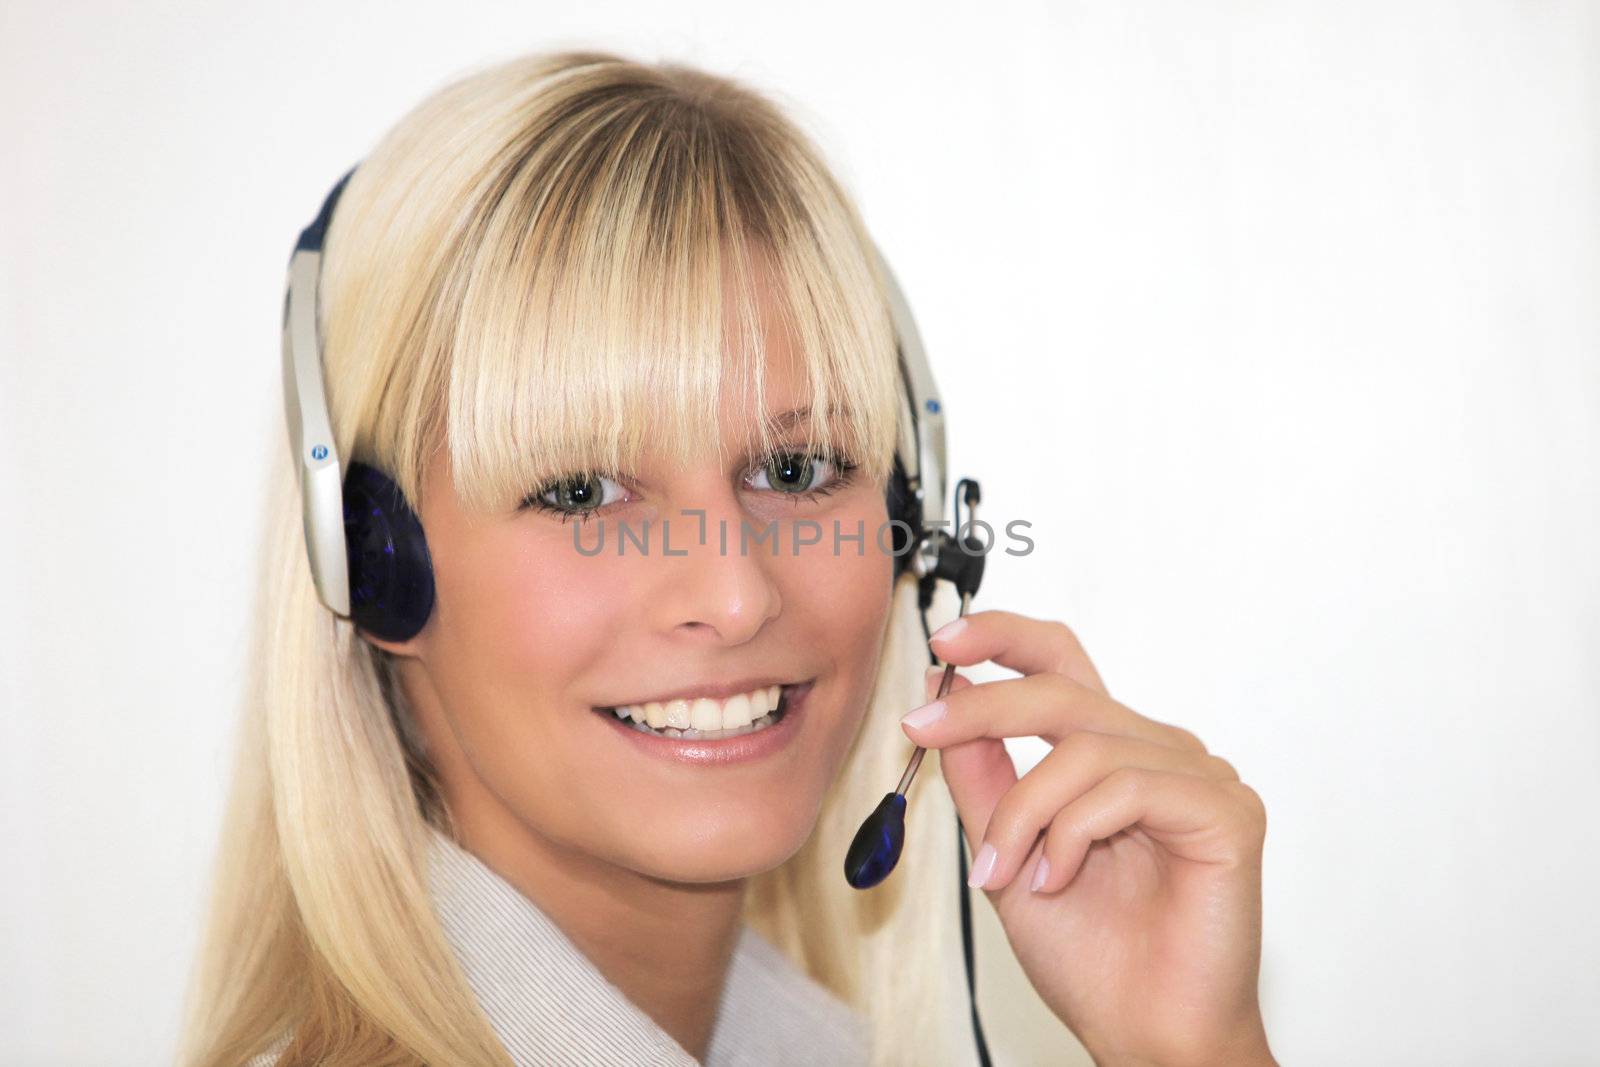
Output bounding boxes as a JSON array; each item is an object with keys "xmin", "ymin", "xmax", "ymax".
[{"xmin": 647, "ymin": 491, "xmax": 782, "ymax": 646}]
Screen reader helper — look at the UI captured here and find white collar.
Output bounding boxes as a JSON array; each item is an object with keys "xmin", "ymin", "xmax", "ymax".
[{"xmin": 426, "ymin": 827, "xmax": 872, "ymax": 1066}]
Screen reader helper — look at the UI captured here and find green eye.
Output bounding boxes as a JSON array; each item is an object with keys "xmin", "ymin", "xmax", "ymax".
[
  {"xmin": 747, "ymin": 451, "xmax": 858, "ymax": 499},
  {"xmin": 522, "ymin": 473, "xmax": 623, "ymax": 521},
  {"xmin": 549, "ymin": 475, "xmax": 603, "ymax": 509},
  {"xmin": 761, "ymin": 453, "xmax": 821, "ymax": 493}
]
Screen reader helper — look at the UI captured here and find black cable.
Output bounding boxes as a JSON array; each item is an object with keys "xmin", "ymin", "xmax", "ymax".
[
  {"xmin": 957, "ymin": 813, "xmax": 994, "ymax": 1067},
  {"xmin": 918, "ymin": 585, "xmax": 994, "ymax": 1066}
]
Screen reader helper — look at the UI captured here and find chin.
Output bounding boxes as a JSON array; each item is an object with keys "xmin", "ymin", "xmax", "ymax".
[{"xmin": 616, "ymin": 798, "xmax": 821, "ymax": 885}]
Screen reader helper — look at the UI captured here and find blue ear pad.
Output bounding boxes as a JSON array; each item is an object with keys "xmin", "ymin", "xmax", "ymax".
[
  {"xmin": 886, "ymin": 452, "xmax": 921, "ymax": 581},
  {"xmin": 342, "ymin": 461, "xmax": 436, "ymax": 642}
]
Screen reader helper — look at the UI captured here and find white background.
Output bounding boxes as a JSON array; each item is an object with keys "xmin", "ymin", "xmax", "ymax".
[{"xmin": 3, "ymin": 2, "xmax": 1597, "ymax": 1064}]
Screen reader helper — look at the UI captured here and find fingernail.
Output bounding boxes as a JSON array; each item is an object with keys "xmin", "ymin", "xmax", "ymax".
[
  {"xmin": 900, "ymin": 700, "xmax": 946, "ymax": 730},
  {"xmin": 929, "ymin": 617, "xmax": 967, "ymax": 645},
  {"xmin": 968, "ymin": 842, "xmax": 997, "ymax": 888},
  {"xmin": 1029, "ymin": 856, "xmax": 1050, "ymax": 892}
]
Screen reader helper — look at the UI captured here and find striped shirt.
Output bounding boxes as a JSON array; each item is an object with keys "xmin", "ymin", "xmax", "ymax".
[{"xmin": 246, "ymin": 827, "xmax": 872, "ymax": 1065}]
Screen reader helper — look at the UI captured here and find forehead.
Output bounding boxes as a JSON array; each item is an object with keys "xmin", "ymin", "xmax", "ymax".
[
  {"xmin": 430, "ymin": 263, "xmax": 833, "ymax": 498},
  {"xmin": 715, "ymin": 254, "xmax": 808, "ymax": 435},
  {"xmin": 424, "ymin": 216, "xmax": 894, "ymax": 515}
]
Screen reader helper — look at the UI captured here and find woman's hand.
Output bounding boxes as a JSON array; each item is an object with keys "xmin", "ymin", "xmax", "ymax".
[{"xmin": 902, "ymin": 610, "xmax": 1274, "ymax": 1067}]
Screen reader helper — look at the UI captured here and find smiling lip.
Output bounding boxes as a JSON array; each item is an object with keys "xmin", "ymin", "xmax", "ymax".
[
  {"xmin": 598, "ymin": 681, "xmax": 814, "ymax": 767},
  {"xmin": 592, "ymin": 676, "xmax": 802, "ymax": 709}
]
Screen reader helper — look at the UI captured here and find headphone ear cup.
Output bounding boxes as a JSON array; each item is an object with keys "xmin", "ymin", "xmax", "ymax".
[
  {"xmin": 342, "ymin": 462, "xmax": 436, "ymax": 642},
  {"xmin": 886, "ymin": 452, "xmax": 920, "ymax": 580}
]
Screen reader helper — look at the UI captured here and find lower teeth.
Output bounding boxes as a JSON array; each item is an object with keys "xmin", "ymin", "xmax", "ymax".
[{"xmin": 630, "ymin": 712, "xmax": 778, "ymax": 740}]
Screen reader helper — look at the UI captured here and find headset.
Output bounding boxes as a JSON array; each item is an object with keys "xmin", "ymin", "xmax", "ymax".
[{"xmin": 281, "ymin": 164, "xmax": 995, "ymax": 1066}]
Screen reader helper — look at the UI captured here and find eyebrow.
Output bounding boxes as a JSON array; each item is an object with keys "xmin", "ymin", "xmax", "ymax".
[
  {"xmin": 765, "ymin": 405, "xmax": 860, "ymax": 428},
  {"xmin": 766, "ymin": 406, "xmax": 813, "ymax": 430},
  {"xmin": 710, "ymin": 405, "xmax": 852, "ymax": 467}
]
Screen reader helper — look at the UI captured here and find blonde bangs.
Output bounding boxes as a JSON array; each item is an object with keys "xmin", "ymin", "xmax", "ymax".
[{"xmin": 328, "ymin": 53, "xmax": 902, "ymax": 517}]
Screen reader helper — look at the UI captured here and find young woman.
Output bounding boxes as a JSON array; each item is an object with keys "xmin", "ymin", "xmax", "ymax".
[{"xmin": 179, "ymin": 50, "xmax": 1275, "ymax": 1067}]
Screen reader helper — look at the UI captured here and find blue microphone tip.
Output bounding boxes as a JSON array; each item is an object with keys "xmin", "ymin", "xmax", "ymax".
[{"xmin": 843, "ymin": 792, "xmax": 908, "ymax": 889}]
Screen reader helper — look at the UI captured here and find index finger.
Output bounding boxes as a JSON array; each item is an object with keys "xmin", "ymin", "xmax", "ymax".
[
  {"xmin": 928, "ymin": 609, "xmax": 1110, "ymax": 696},
  {"xmin": 903, "ymin": 672, "xmax": 1195, "ymax": 751}
]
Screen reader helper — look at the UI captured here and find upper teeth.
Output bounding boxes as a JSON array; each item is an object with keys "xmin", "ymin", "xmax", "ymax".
[{"xmin": 611, "ymin": 685, "xmax": 783, "ymax": 732}]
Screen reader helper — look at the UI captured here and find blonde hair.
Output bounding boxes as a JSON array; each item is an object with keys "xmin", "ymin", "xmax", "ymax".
[{"xmin": 179, "ymin": 50, "xmax": 972, "ymax": 1067}]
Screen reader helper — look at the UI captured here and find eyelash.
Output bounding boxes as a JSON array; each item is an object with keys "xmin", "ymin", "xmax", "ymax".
[{"xmin": 521, "ymin": 450, "xmax": 860, "ymax": 525}]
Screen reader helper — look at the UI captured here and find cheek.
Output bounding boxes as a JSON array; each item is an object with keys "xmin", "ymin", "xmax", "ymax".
[
  {"xmin": 777, "ymin": 498, "xmax": 897, "ymax": 739},
  {"xmin": 790, "ymin": 500, "xmax": 895, "ymax": 634},
  {"xmin": 433, "ymin": 525, "xmax": 618, "ymax": 703}
]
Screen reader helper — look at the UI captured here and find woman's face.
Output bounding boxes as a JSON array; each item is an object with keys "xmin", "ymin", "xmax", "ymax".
[{"xmin": 374, "ymin": 292, "xmax": 896, "ymax": 885}]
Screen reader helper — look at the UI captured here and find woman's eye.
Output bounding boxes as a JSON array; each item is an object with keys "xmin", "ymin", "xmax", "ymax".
[
  {"xmin": 523, "ymin": 473, "xmax": 626, "ymax": 518},
  {"xmin": 747, "ymin": 451, "xmax": 856, "ymax": 498}
]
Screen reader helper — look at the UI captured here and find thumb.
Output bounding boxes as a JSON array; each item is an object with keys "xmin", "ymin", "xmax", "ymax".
[
  {"xmin": 940, "ymin": 738, "xmax": 1018, "ymax": 857},
  {"xmin": 921, "ymin": 667, "xmax": 1018, "ymax": 854}
]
